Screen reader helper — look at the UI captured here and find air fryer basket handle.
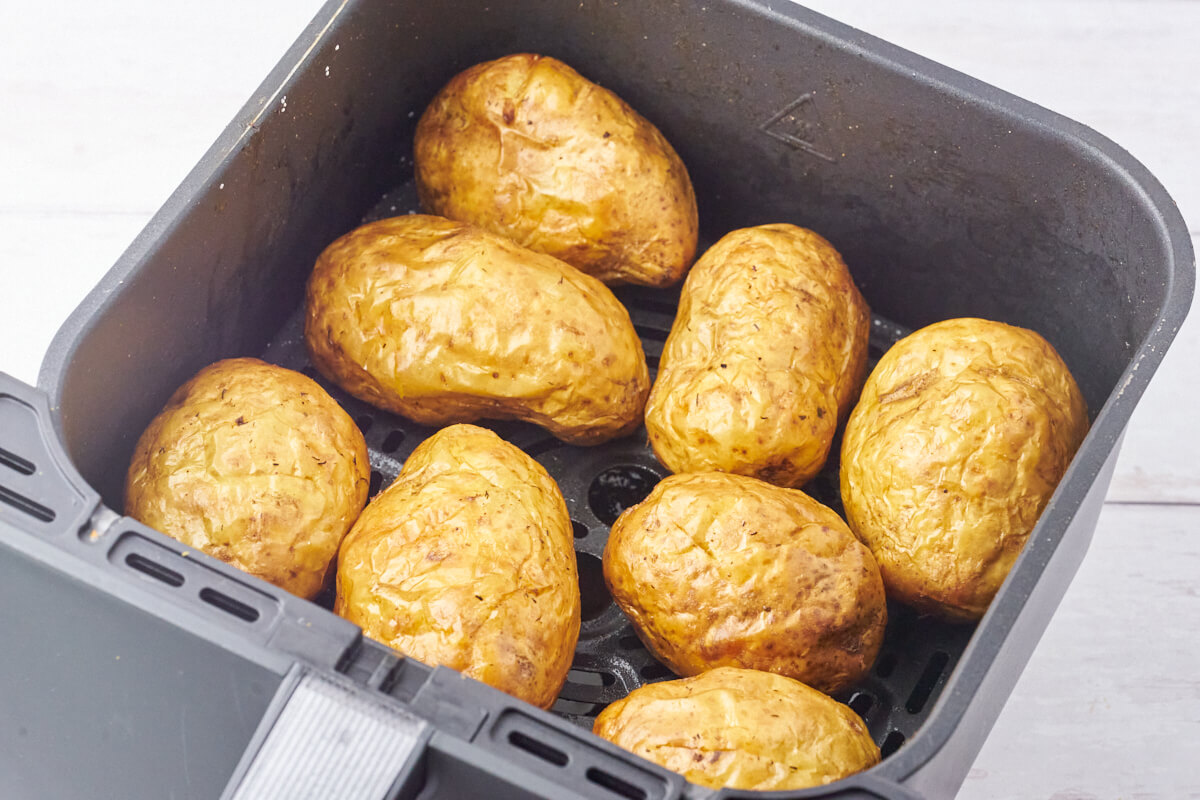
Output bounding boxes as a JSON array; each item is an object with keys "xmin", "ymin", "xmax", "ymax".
[{"xmin": 0, "ymin": 372, "xmax": 102, "ymax": 539}]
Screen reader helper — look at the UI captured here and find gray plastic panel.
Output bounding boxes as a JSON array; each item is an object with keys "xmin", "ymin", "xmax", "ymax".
[{"xmin": 0, "ymin": 531, "xmax": 282, "ymax": 800}]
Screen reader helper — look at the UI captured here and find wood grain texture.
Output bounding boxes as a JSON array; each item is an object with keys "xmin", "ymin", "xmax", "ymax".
[{"xmin": 0, "ymin": 1, "xmax": 1196, "ymax": 798}]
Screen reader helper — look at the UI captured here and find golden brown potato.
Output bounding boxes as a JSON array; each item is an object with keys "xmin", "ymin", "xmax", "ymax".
[
  {"xmin": 305, "ymin": 214, "xmax": 649, "ymax": 445},
  {"xmin": 594, "ymin": 667, "xmax": 879, "ymax": 791},
  {"xmin": 604, "ymin": 472, "xmax": 886, "ymax": 694},
  {"xmin": 414, "ymin": 53, "xmax": 698, "ymax": 287},
  {"xmin": 125, "ymin": 358, "xmax": 369, "ymax": 599},
  {"xmin": 645, "ymin": 224, "xmax": 869, "ymax": 487},
  {"xmin": 841, "ymin": 318, "xmax": 1089, "ymax": 620},
  {"xmin": 335, "ymin": 424, "xmax": 580, "ymax": 708}
]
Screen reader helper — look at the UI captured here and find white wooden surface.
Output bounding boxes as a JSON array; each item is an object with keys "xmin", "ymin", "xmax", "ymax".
[{"xmin": 0, "ymin": 1, "xmax": 1196, "ymax": 797}]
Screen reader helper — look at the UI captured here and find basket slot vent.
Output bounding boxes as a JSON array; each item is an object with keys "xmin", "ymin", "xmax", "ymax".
[
  {"xmin": 507, "ymin": 730, "xmax": 568, "ymax": 767},
  {"xmin": 199, "ymin": 587, "xmax": 260, "ymax": 622},
  {"xmin": 0, "ymin": 446, "xmax": 35, "ymax": 476},
  {"xmin": 124, "ymin": 553, "xmax": 184, "ymax": 587},
  {"xmin": 881, "ymin": 730, "xmax": 906, "ymax": 757},
  {"xmin": 906, "ymin": 650, "xmax": 950, "ymax": 714},
  {"xmin": 586, "ymin": 767, "xmax": 647, "ymax": 800},
  {"xmin": 380, "ymin": 430, "xmax": 406, "ymax": 453},
  {"xmin": 848, "ymin": 691, "xmax": 875, "ymax": 719},
  {"xmin": 0, "ymin": 485, "xmax": 55, "ymax": 522}
]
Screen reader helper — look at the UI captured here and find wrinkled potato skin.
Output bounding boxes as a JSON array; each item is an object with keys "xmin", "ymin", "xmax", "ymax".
[
  {"xmin": 305, "ymin": 215, "xmax": 649, "ymax": 445},
  {"xmin": 125, "ymin": 358, "xmax": 369, "ymax": 599},
  {"xmin": 335, "ymin": 424, "xmax": 580, "ymax": 709},
  {"xmin": 645, "ymin": 225, "xmax": 869, "ymax": 487},
  {"xmin": 594, "ymin": 667, "xmax": 880, "ymax": 791},
  {"xmin": 414, "ymin": 53, "xmax": 698, "ymax": 287},
  {"xmin": 604, "ymin": 472, "xmax": 886, "ymax": 694},
  {"xmin": 841, "ymin": 318, "xmax": 1089, "ymax": 620}
]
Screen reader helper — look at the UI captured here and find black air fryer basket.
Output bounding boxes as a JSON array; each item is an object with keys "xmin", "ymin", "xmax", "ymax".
[{"xmin": 0, "ymin": 1, "xmax": 1193, "ymax": 799}]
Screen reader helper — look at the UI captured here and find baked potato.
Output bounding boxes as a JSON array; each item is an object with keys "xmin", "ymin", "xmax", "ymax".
[
  {"xmin": 593, "ymin": 667, "xmax": 880, "ymax": 791},
  {"xmin": 305, "ymin": 214, "xmax": 649, "ymax": 445},
  {"xmin": 125, "ymin": 357, "xmax": 369, "ymax": 599},
  {"xmin": 841, "ymin": 317, "xmax": 1089, "ymax": 620},
  {"xmin": 604, "ymin": 472, "xmax": 886, "ymax": 694},
  {"xmin": 414, "ymin": 53, "xmax": 698, "ymax": 287},
  {"xmin": 645, "ymin": 224, "xmax": 870, "ymax": 487},
  {"xmin": 335, "ymin": 424, "xmax": 580, "ymax": 708}
]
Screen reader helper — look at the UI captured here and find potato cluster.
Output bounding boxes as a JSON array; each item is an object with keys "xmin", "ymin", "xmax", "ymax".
[{"xmin": 125, "ymin": 51, "xmax": 1089, "ymax": 794}]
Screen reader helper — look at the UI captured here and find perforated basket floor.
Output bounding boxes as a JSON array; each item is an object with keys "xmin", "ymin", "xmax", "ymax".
[{"xmin": 258, "ymin": 183, "xmax": 976, "ymax": 761}]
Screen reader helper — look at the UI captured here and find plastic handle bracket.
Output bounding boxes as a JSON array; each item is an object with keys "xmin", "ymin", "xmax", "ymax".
[
  {"xmin": 0, "ymin": 372, "xmax": 101, "ymax": 539},
  {"xmin": 222, "ymin": 668, "xmax": 431, "ymax": 800}
]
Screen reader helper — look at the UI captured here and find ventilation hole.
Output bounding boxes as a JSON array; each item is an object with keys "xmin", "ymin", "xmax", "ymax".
[
  {"xmin": 124, "ymin": 553, "xmax": 185, "ymax": 587},
  {"xmin": 0, "ymin": 485, "xmax": 55, "ymax": 522},
  {"xmin": 368, "ymin": 470, "xmax": 384, "ymax": 497},
  {"xmin": 633, "ymin": 323, "xmax": 669, "ymax": 343},
  {"xmin": 639, "ymin": 662, "xmax": 674, "ymax": 680},
  {"xmin": 618, "ymin": 635, "xmax": 643, "ymax": 651},
  {"xmin": 586, "ymin": 767, "xmax": 647, "ymax": 800},
  {"xmin": 0, "ymin": 446, "xmax": 35, "ymax": 476},
  {"xmin": 587, "ymin": 465, "xmax": 660, "ymax": 525},
  {"xmin": 906, "ymin": 650, "xmax": 950, "ymax": 714},
  {"xmin": 199, "ymin": 587, "xmax": 260, "ymax": 622},
  {"xmin": 381, "ymin": 430, "xmax": 406, "ymax": 453},
  {"xmin": 847, "ymin": 691, "xmax": 874, "ymax": 719},
  {"xmin": 355, "ymin": 414, "xmax": 374, "ymax": 434},
  {"xmin": 507, "ymin": 730, "xmax": 568, "ymax": 767},
  {"xmin": 874, "ymin": 652, "xmax": 897, "ymax": 678},
  {"xmin": 550, "ymin": 697, "xmax": 602, "ymax": 716},
  {"xmin": 568, "ymin": 669, "xmax": 616, "ymax": 687},
  {"xmin": 577, "ymin": 553, "xmax": 611, "ymax": 621},
  {"xmin": 881, "ymin": 730, "xmax": 906, "ymax": 758},
  {"xmin": 572, "ymin": 520, "xmax": 589, "ymax": 539}
]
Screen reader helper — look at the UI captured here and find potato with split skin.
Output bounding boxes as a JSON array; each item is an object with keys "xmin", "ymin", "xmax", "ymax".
[
  {"xmin": 414, "ymin": 53, "xmax": 698, "ymax": 287},
  {"xmin": 603, "ymin": 472, "xmax": 886, "ymax": 695},
  {"xmin": 841, "ymin": 317, "xmax": 1089, "ymax": 620},
  {"xmin": 125, "ymin": 358, "xmax": 369, "ymax": 599},
  {"xmin": 645, "ymin": 224, "xmax": 870, "ymax": 488},
  {"xmin": 305, "ymin": 214, "xmax": 649, "ymax": 445},
  {"xmin": 594, "ymin": 667, "xmax": 880, "ymax": 791},
  {"xmin": 335, "ymin": 424, "xmax": 580, "ymax": 709}
]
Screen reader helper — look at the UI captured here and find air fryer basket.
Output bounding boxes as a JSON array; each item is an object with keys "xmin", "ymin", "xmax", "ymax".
[{"xmin": 26, "ymin": 0, "xmax": 1194, "ymax": 797}]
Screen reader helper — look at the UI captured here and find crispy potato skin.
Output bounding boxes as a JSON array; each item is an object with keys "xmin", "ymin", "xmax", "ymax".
[
  {"xmin": 125, "ymin": 358, "xmax": 369, "ymax": 599},
  {"xmin": 841, "ymin": 318, "xmax": 1089, "ymax": 620},
  {"xmin": 604, "ymin": 472, "xmax": 886, "ymax": 694},
  {"xmin": 414, "ymin": 53, "xmax": 698, "ymax": 287},
  {"xmin": 305, "ymin": 215, "xmax": 649, "ymax": 445},
  {"xmin": 645, "ymin": 225, "xmax": 869, "ymax": 487},
  {"xmin": 335, "ymin": 424, "xmax": 580, "ymax": 709},
  {"xmin": 594, "ymin": 667, "xmax": 879, "ymax": 791}
]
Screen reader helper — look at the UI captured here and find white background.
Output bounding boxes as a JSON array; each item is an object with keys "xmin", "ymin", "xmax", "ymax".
[{"xmin": 1, "ymin": 1, "xmax": 1197, "ymax": 797}]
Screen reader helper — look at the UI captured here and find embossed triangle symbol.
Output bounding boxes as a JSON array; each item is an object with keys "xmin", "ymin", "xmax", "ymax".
[{"xmin": 759, "ymin": 93, "xmax": 836, "ymax": 163}]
